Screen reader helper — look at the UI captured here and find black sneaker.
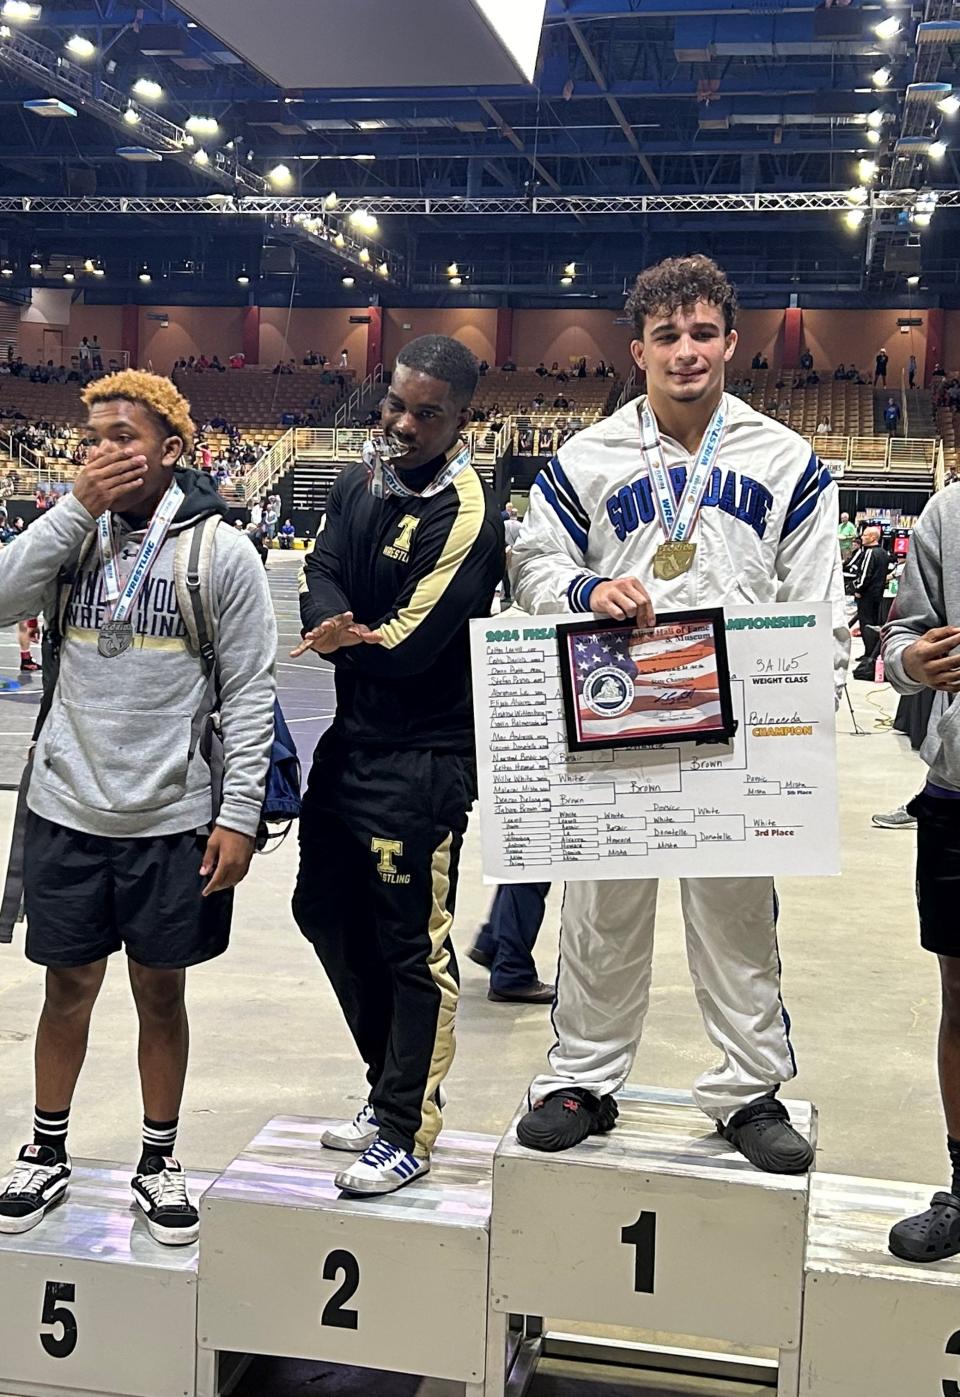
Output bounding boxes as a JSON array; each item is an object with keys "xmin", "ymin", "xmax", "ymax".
[
  {"xmin": 19, "ymin": 658, "xmax": 40, "ymax": 673},
  {"xmin": 0, "ymin": 1144, "xmax": 71, "ymax": 1233},
  {"xmin": 516, "ymin": 1088, "xmax": 619, "ymax": 1152},
  {"xmin": 131, "ymin": 1156, "xmax": 199, "ymax": 1246},
  {"xmin": 719, "ymin": 1095, "xmax": 814, "ymax": 1174},
  {"xmin": 889, "ymin": 1192, "xmax": 960, "ymax": 1263}
]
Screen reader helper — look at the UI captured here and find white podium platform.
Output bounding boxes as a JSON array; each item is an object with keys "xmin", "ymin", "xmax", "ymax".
[
  {"xmin": 491, "ymin": 1085, "xmax": 815, "ymax": 1393},
  {"xmin": 198, "ymin": 1117, "xmax": 509, "ymax": 1395},
  {"xmin": 0, "ymin": 1160, "xmax": 223, "ymax": 1397},
  {"xmin": 801, "ymin": 1172, "xmax": 960, "ymax": 1395}
]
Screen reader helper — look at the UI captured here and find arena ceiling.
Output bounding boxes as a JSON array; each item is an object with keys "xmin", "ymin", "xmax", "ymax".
[{"xmin": 0, "ymin": 0, "xmax": 957, "ymax": 306}]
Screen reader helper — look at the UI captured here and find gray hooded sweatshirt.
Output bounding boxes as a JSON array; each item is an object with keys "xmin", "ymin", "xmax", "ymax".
[
  {"xmin": 0, "ymin": 468, "xmax": 277, "ymax": 838},
  {"xmin": 883, "ymin": 487, "xmax": 960, "ymax": 791}
]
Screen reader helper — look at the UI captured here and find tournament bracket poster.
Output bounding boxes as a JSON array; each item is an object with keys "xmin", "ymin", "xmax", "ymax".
[{"xmin": 470, "ymin": 603, "xmax": 840, "ymax": 883}]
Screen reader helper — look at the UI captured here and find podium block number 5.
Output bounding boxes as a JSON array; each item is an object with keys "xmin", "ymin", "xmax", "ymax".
[
  {"xmin": 321, "ymin": 1249, "xmax": 360, "ymax": 1330},
  {"xmin": 621, "ymin": 1212, "xmax": 657, "ymax": 1294},
  {"xmin": 39, "ymin": 1281, "xmax": 77, "ymax": 1359}
]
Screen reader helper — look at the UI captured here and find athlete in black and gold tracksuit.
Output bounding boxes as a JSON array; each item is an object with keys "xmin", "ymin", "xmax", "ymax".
[{"xmin": 293, "ymin": 428, "xmax": 503, "ymax": 1177}]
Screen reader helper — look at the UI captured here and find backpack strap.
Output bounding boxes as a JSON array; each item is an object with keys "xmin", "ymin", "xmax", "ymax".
[{"xmin": 174, "ymin": 515, "xmax": 220, "ymax": 680}]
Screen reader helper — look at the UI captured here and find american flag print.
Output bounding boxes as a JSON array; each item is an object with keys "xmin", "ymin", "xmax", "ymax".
[{"xmin": 568, "ymin": 621, "xmax": 722, "ymax": 742}]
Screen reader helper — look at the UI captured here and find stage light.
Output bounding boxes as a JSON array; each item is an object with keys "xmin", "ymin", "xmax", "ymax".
[
  {"xmin": 358, "ymin": 247, "xmax": 371, "ymax": 264},
  {"xmin": 324, "ymin": 191, "xmax": 338, "ymax": 209},
  {"xmin": 929, "ymin": 140, "xmax": 947, "ymax": 159},
  {"xmin": 333, "ymin": 232, "xmax": 346, "ymax": 249},
  {"xmin": 563, "ymin": 261, "xmax": 577, "ymax": 277},
  {"xmin": 858, "ymin": 158, "xmax": 877, "ymax": 182},
  {"xmin": 341, "ymin": 276, "xmax": 355, "ymax": 287},
  {"xmin": 62, "ymin": 265, "xmax": 75, "ymax": 282},
  {"xmin": 872, "ymin": 66, "xmax": 892, "ymax": 87},
  {"xmin": 186, "ymin": 116, "xmax": 219, "ymax": 137},
  {"xmin": 874, "ymin": 17, "xmax": 900, "ymax": 39},
  {"xmin": 0, "ymin": 261, "xmax": 12, "ymax": 276},
  {"xmin": 29, "ymin": 252, "xmax": 42, "ymax": 271},
  {"xmin": 348, "ymin": 208, "xmax": 378, "ymax": 235},
  {"xmin": 377, "ymin": 262, "xmax": 389, "ymax": 277},
  {"xmin": 866, "ymin": 109, "xmax": 884, "ymax": 129},
  {"xmin": 447, "ymin": 262, "xmax": 459, "ymax": 277},
  {"xmin": 845, "ymin": 185, "xmax": 869, "ymax": 204},
  {"xmin": 560, "ymin": 275, "xmax": 574, "ymax": 285},
  {"xmin": 938, "ymin": 94, "xmax": 960, "ymax": 116},
  {"xmin": 907, "ymin": 274, "xmax": 920, "ymax": 285},
  {"xmin": 913, "ymin": 212, "xmax": 932, "ymax": 226},
  {"xmin": 236, "ymin": 269, "xmax": 250, "ymax": 285},
  {"xmin": 268, "ymin": 163, "xmax": 292, "ymax": 187},
  {"xmin": 92, "ymin": 260, "xmax": 104, "ymax": 276},
  {"xmin": 132, "ymin": 78, "xmax": 162, "ymax": 100},
  {"xmin": 66, "ymin": 34, "xmax": 94, "ymax": 58},
  {"xmin": 192, "ymin": 148, "xmax": 209, "ymax": 166},
  {"xmin": 844, "ymin": 208, "xmax": 866, "ymax": 229},
  {"xmin": 138, "ymin": 264, "xmax": 151, "ymax": 283},
  {"xmin": 123, "ymin": 106, "xmax": 140, "ymax": 125},
  {"xmin": 449, "ymin": 276, "xmax": 462, "ymax": 287},
  {"xmin": 2, "ymin": 1, "xmax": 38, "ymax": 19}
]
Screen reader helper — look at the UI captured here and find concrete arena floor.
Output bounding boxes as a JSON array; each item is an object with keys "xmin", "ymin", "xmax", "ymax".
[{"xmin": 0, "ymin": 553, "xmax": 944, "ymax": 1395}]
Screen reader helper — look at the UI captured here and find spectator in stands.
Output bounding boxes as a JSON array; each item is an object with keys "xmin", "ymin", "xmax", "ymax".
[
  {"xmin": 933, "ymin": 363, "xmax": 946, "ymax": 387},
  {"xmin": 339, "ymin": 349, "xmax": 349, "ymax": 368},
  {"xmin": 595, "ymin": 360, "xmax": 607, "ymax": 377},
  {"xmin": 303, "ymin": 351, "xmax": 320, "ymax": 366},
  {"xmin": 556, "ymin": 368, "xmax": 569, "ymax": 384},
  {"xmin": 532, "ymin": 392, "xmax": 545, "ymax": 410},
  {"xmin": 78, "ymin": 337, "xmax": 91, "ymax": 370},
  {"xmin": 874, "ymin": 349, "xmax": 889, "ymax": 386},
  {"xmin": 550, "ymin": 361, "xmax": 560, "ymax": 374},
  {"xmin": 884, "ymin": 396, "xmax": 902, "ymax": 435},
  {"xmin": 272, "ymin": 360, "xmax": 290, "ymax": 376},
  {"xmin": 834, "ymin": 363, "xmax": 846, "ymax": 380},
  {"xmin": 210, "ymin": 356, "xmax": 225, "ymax": 373},
  {"xmin": 553, "ymin": 393, "xmax": 570, "ymax": 409},
  {"xmin": 229, "ymin": 352, "xmax": 246, "ymax": 369},
  {"xmin": 806, "ymin": 370, "xmax": 820, "ymax": 385},
  {"xmin": 576, "ymin": 357, "xmax": 587, "ymax": 378},
  {"xmin": 89, "ymin": 335, "xmax": 103, "ymax": 371},
  {"xmin": 280, "ymin": 519, "xmax": 295, "ymax": 550},
  {"xmin": 501, "ymin": 358, "xmax": 517, "ymax": 372},
  {"xmin": 196, "ymin": 354, "xmax": 210, "ymax": 371},
  {"xmin": 264, "ymin": 499, "xmax": 280, "ymax": 542},
  {"xmin": 909, "ymin": 353, "xmax": 918, "ymax": 389},
  {"xmin": 817, "ymin": 415, "xmax": 832, "ymax": 433},
  {"xmin": 535, "ymin": 362, "xmax": 549, "ymax": 377},
  {"xmin": 799, "ymin": 349, "xmax": 814, "ymax": 371},
  {"xmin": 751, "ymin": 351, "xmax": 768, "ymax": 370}
]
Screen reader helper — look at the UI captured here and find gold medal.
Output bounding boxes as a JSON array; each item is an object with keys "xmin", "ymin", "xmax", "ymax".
[{"xmin": 653, "ymin": 540, "xmax": 697, "ymax": 580}]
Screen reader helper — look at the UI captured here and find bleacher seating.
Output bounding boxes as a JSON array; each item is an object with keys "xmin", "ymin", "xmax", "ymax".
[
  {"xmin": 729, "ymin": 371, "xmax": 875, "ymax": 437},
  {"xmin": 474, "ymin": 368, "xmax": 619, "ymax": 431}
]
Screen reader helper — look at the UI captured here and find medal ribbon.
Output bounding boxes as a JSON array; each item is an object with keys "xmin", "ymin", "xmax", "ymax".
[
  {"xmin": 638, "ymin": 397, "xmax": 727, "ymax": 545},
  {"xmin": 97, "ymin": 481, "xmax": 185, "ymax": 623},
  {"xmin": 365, "ymin": 439, "xmax": 472, "ymax": 500}
]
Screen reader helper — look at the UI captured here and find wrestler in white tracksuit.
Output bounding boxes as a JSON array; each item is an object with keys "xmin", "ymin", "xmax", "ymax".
[{"xmin": 509, "ymin": 392, "xmax": 849, "ymax": 1124}]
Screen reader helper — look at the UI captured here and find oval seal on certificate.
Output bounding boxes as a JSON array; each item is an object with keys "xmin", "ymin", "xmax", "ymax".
[{"xmin": 583, "ymin": 666, "xmax": 634, "ymax": 717}]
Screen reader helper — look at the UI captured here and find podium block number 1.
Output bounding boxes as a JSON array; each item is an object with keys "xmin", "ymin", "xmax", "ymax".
[
  {"xmin": 620, "ymin": 1211, "xmax": 656, "ymax": 1294},
  {"xmin": 39, "ymin": 1281, "xmax": 78, "ymax": 1359},
  {"xmin": 321, "ymin": 1249, "xmax": 359, "ymax": 1330}
]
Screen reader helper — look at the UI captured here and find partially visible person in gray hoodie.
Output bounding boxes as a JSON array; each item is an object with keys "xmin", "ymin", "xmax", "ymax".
[
  {"xmin": 0, "ymin": 370, "xmax": 276, "ymax": 1249},
  {"xmin": 883, "ymin": 486, "xmax": 960, "ymax": 1264}
]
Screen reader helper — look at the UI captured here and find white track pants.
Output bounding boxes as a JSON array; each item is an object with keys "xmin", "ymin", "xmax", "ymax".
[{"xmin": 530, "ymin": 876, "xmax": 797, "ymax": 1126}]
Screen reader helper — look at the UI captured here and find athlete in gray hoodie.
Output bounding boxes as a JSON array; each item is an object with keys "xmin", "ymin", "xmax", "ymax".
[
  {"xmin": 883, "ymin": 487, "xmax": 960, "ymax": 1263},
  {"xmin": 0, "ymin": 370, "xmax": 276, "ymax": 1246}
]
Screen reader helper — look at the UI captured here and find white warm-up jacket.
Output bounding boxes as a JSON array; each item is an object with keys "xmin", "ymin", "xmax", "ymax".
[{"xmin": 509, "ymin": 393, "xmax": 850, "ymax": 689}]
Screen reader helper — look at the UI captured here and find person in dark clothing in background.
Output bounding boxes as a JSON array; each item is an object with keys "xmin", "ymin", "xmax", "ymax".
[
  {"xmin": 469, "ymin": 884, "xmax": 553, "ymax": 1003},
  {"xmin": 853, "ymin": 525, "xmax": 891, "ymax": 659},
  {"xmin": 291, "ymin": 334, "xmax": 503, "ymax": 1197}
]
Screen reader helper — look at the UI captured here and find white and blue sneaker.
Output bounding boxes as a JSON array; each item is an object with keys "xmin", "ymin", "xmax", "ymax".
[
  {"xmin": 321, "ymin": 1102, "xmax": 380, "ymax": 1152},
  {"xmin": 334, "ymin": 1136, "xmax": 430, "ymax": 1196}
]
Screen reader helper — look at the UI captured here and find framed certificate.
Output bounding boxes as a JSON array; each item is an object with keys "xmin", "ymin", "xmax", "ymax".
[{"xmin": 556, "ymin": 608, "xmax": 736, "ymax": 752}]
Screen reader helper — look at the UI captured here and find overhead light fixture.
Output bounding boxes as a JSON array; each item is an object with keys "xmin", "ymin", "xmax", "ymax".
[
  {"xmin": 185, "ymin": 115, "xmax": 219, "ymax": 137},
  {"xmin": 858, "ymin": 157, "xmax": 877, "ymax": 182},
  {"xmin": 866, "ymin": 109, "xmax": 884, "ymax": 129},
  {"xmin": 182, "ymin": 134, "xmax": 195, "ymax": 147},
  {"xmin": 353, "ymin": 154, "xmax": 376, "ymax": 162},
  {"xmin": 192, "ymin": 147, "xmax": 209, "ymax": 165},
  {"xmin": 913, "ymin": 211, "xmax": 932, "ymax": 226},
  {"xmin": 560, "ymin": 275, "xmax": 574, "ymax": 285},
  {"xmin": 872, "ymin": 66, "xmax": 892, "ymax": 87},
  {"xmin": 29, "ymin": 252, "xmax": 42, "ymax": 271},
  {"xmin": 65, "ymin": 34, "xmax": 94, "ymax": 58},
  {"xmin": 845, "ymin": 185, "xmax": 869, "ymax": 204},
  {"xmin": 447, "ymin": 262, "xmax": 459, "ymax": 277},
  {"xmin": 929, "ymin": 139, "xmax": 947, "ymax": 159},
  {"xmin": 874, "ymin": 16, "xmax": 901, "ymax": 39},
  {"xmin": 268, "ymin": 162, "xmax": 293, "ymax": 186},
  {"xmin": 358, "ymin": 247, "xmax": 371, "ymax": 264},
  {"xmin": 123, "ymin": 106, "xmax": 140, "ymax": 125},
  {"xmin": 236, "ymin": 269, "xmax": 250, "ymax": 285},
  {"xmin": 62, "ymin": 265, "xmax": 75, "ymax": 282},
  {"xmin": 907, "ymin": 274, "xmax": 920, "ymax": 285},
  {"xmin": 348, "ymin": 207, "xmax": 378, "ymax": 235},
  {"xmin": 0, "ymin": 261, "xmax": 12, "ymax": 276},
  {"xmin": 563, "ymin": 261, "xmax": 577, "ymax": 277},
  {"xmin": 377, "ymin": 262, "xmax": 389, "ymax": 277},
  {"xmin": 938, "ymin": 94, "xmax": 960, "ymax": 116},
  {"xmin": 83, "ymin": 257, "xmax": 95, "ymax": 272},
  {"xmin": 138, "ymin": 264, "xmax": 151, "ymax": 283},
  {"xmin": 866, "ymin": 129, "xmax": 881, "ymax": 146},
  {"xmin": 324, "ymin": 191, "xmax": 338, "ymax": 209},
  {"xmin": 844, "ymin": 207, "xmax": 866, "ymax": 229},
  {"xmin": 132, "ymin": 78, "xmax": 163, "ymax": 100},
  {"xmin": 341, "ymin": 276, "xmax": 355, "ymax": 287},
  {"xmin": 0, "ymin": 25, "xmax": 11, "ymax": 36},
  {"xmin": 333, "ymin": 232, "xmax": 346, "ymax": 249},
  {"xmin": 92, "ymin": 259, "xmax": 105, "ymax": 276},
  {"xmin": 449, "ymin": 275, "xmax": 462, "ymax": 287},
  {"xmin": 2, "ymin": 1, "xmax": 39, "ymax": 19}
]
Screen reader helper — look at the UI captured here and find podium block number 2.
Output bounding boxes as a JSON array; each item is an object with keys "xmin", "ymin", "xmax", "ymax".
[
  {"xmin": 321, "ymin": 1249, "xmax": 360, "ymax": 1330},
  {"xmin": 621, "ymin": 1212, "xmax": 656, "ymax": 1294},
  {"xmin": 39, "ymin": 1281, "xmax": 78, "ymax": 1359}
]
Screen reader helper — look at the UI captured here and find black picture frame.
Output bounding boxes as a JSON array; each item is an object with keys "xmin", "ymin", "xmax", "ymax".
[{"xmin": 556, "ymin": 607, "xmax": 736, "ymax": 753}]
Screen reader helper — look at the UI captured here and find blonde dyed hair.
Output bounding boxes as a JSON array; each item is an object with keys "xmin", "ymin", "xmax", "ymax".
[{"xmin": 82, "ymin": 369, "xmax": 195, "ymax": 457}]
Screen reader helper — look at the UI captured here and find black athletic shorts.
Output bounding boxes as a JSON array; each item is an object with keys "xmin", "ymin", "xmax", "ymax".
[
  {"xmin": 23, "ymin": 812, "xmax": 234, "ymax": 969},
  {"xmin": 908, "ymin": 791, "xmax": 960, "ymax": 957}
]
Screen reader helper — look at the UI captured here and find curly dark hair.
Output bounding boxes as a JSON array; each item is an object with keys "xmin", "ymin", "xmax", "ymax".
[{"xmin": 625, "ymin": 254, "xmax": 738, "ymax": 338}]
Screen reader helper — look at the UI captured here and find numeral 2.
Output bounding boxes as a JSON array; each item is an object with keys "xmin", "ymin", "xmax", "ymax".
[
  {"xmin": 321, "ymin": 1249, "xmax": 360, "ymax": 1330},
  {"xmin": 621, "ymin": 1211, "xmax": 657, "ymax": 1294},
  {"xmin": 40, "ymin": 1281, "xmax": 77, "ymax": 1359}
]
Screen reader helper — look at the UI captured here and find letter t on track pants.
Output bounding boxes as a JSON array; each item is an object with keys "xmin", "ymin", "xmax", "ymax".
[{"xmin": 528, "ymin": 875, "xmax": 797, "ymax": 1126}]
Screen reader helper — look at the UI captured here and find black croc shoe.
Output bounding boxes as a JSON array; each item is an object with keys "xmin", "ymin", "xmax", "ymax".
[
  {"xmin": 889, "ymin": 1193, "xmax": 960, "ymax": 1263},
  {"xmin": 516, "ymin": 1088, "xmax": 619, "ymax": 1152},
  {"xmin": 719, "ymin": 1094, "xmax": 814, "ymax": 1174}
]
